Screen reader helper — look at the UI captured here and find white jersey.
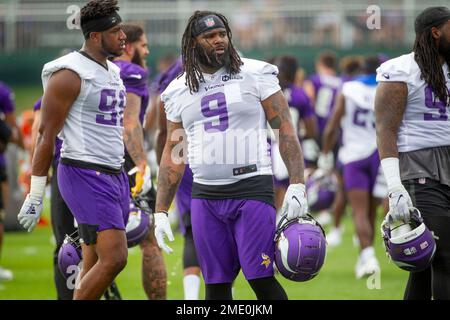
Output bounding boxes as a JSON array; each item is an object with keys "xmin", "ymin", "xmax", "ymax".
[
  {"xmin": 338, "ymin": 77, "xmax": 378, "ymax": 164},
  {"xmin": 376, "ymin": 52, "xmax": 450, "ymax": 152},
  {"xmin": 162, "ymin": 58, "xmax": 280, "ymax": 185},
  {"xmin": 42, "ymin": 52, "xmax": 126, "ymax": 169}
]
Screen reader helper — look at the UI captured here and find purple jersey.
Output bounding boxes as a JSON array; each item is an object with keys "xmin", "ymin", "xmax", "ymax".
[
  {"xmin": 0, "ymin": 82, "xmax": 15, "ymax": 166},
  {"xmin": 308, "ymin": 74, "xmax": 342, "ymax": 134},
  {"xmin": 287, "ymin": 84, "xmax": 315, "ymax": 120},
  {"xmin": 284, "ymin": 84, "xmax": 315, "ymax": 141},
  {"xmin": 114, "ymin": 60, "xmax": 149, "ymax": 124},
  {"xmin": 34, "ymin": 97, "xmax": 62, "ymax": 165},
  {"xmin": 157, "ymin": 57, "xmax": 182, "ymax": 94}
]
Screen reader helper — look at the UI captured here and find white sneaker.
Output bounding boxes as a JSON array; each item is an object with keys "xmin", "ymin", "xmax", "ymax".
[
  {"xmin": 315, "ymin": 210, "xmax": 332, "ymax": 226},
  {"xmin": 0, "ymin": 267, "xmax": 13, "ymax": 281},
  {"xmin": 355, "ymin": 248, "xmax": 380, "ymax": 279},
  {"xmin": 363, "ymin": 256, "xmax": 380, "ymax": 276},
  {"xmin": 326, "ymin": 227, "xmax": 343, "ymax": 247}
]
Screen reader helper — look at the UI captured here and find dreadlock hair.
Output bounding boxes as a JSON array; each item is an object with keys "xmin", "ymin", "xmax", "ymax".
[
  {"xmin": 80, "ymin": 0, "xmax": 120, "ymax": 39},
  {"xmin": 181, "ymin": 10, "xmax": 243, "ymax": 93},
  {"xmin": 413, "ymin": 26, "xmax": 450, "ymax": 106}
]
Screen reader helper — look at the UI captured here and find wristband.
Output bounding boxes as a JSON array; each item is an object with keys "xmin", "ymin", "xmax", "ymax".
[
  {"xmin": 380, "ymin": 157, "xmax": 403, "ymax": 191},
  {"xmin": 29, "ymin": 175, "xmax": 47, "ymax": 202}
]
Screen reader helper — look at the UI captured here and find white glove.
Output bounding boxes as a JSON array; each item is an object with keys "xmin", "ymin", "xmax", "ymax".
[
  {"xmin": 317, "ymin": 152, "xmax": 334, "ymax": 172},
  {"xmin": 302, "ymin": 139, "xmax": 320, "ymax": 162},
  {"xmin": 17, "ymin": 175, "xmax": 46, "ymax": 232},
  {"xmin": 387, "ymin": 186, "xmax": 413, "ymax": 223},
  {"xmin": 281, "ymin": 183, "xmax": 308, "ymax": 220},
  {"xmin": 129, "ymin": 165, "xmax": 152, "ymax": 198},
  {"xmin": 18, "ymin": 194, "xmax": 43, "ymax": 232},
  {"xmin": 154, "ymin": 212, "xmax": 174, "ymax": 254}
]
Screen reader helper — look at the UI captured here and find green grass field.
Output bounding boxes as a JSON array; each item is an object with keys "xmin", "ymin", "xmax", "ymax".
[
  {"xmin": 12, "ymin": 85, "xmax": 43, "ymax": 113},
  {"xmin": 0, "ymin": 204, "xmax": 409, "ymax": 300},
  {"xmin": 1, "ymin": 86, "xmax": 409, "ymax": 300}
]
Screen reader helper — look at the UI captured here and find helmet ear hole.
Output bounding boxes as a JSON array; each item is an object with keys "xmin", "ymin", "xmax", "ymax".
[{"xmin": 274, "ymin": 215, "xmax": 327, "ymax": 282}]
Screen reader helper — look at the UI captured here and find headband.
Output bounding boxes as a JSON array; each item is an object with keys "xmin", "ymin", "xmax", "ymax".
[
  {"xmin": 192, "ymin": 15, "xmax": 226, "ymax": 37},
  {"xmin": 81, "ymin": 11, "xmax": 122, "ymax": 38}
]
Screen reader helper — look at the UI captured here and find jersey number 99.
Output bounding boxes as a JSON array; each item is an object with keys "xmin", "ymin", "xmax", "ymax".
[{"xmin": 96, "ymin": 89, "xmax": 126, "ymax": 127}]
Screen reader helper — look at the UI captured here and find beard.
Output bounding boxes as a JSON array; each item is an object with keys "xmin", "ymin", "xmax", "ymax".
[
  {"xmin": 196, "ymin": 43, "xmax": 230, "ymax": 70},
  {"xmin": 132, "ymin": 50, "xmax": 146, "ymax": 68}
]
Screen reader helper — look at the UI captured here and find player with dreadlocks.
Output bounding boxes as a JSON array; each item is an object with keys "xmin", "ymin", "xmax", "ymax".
[
  {"xmin": 181, "ymin": 11, "xmax": 243, "ymax": 93},
  {"xmin": 375, "ymin": 6, "xmax": 450, "ymax": 299},
  {"xmin": 155, "ymin": 10, "xmax": 309, "ymax": 300},
  {"xmin": 18, "ymin": 0, "xmax": 129, "ymax": 299}
]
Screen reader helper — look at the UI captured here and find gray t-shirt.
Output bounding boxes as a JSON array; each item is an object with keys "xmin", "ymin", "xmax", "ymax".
[{"xmin": 400, "ymin": 145, "xmax": 450, "ymax": 187}]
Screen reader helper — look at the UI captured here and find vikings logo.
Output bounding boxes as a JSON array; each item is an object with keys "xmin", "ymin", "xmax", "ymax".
[{"xmin": 261, "ymin": 253, "xmax": 271, "ymax": 268}]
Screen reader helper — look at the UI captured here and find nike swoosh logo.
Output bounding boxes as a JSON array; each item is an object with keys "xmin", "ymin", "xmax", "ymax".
[
  {"xmin": 129, "ymin": 74, "xmax": 142, "ymax": 79},
  {"xmin": 395, "ymin": 194, "xmax": 404, "ymax": 206},
  {"xmin": 382, "ymin": 73, "xmax": 390, "ymax": 79},
  {"xmin": 292, "ymin": 195, "xmax": 301, "ymax": 206}
]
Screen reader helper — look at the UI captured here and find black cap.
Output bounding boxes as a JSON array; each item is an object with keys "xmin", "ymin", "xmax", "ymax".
[{"xmin": 415, "ymin": 6, "xmax": 450, "ymax": 35}]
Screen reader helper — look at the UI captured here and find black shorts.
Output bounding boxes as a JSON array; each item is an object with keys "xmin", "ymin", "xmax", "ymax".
[{"xmin": 404, "ymin": 178, "xmax": 450, "ymax": 219}]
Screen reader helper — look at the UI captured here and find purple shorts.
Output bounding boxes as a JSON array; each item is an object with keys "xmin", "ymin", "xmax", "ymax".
[
  {"xmin": 175, "ymin": 166, "xmax": 193, "ymax": 236},
  {"xmin": 57, "ymin": 163, "xmax": 130, "ymax": 232},
  {"xmin": 191, "ymin": 198, "xmax": 276, "ymax": 284},
  {"xmin": 343, "ymin": 151, "xmax": 380, "ymax": 192}
]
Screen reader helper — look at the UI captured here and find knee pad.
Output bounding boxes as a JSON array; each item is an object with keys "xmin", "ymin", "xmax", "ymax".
[{"xmin": 183, "ymin": 228, "xmax": 199, "ymax": 269}]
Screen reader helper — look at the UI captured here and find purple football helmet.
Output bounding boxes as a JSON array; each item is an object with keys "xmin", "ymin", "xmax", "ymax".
[
  {"xmin": 274, "ymin": 214, "xmax": 327, "ymax": 282},
  {"xmin": 306, "ymin": 169, "xmax": 337, "ymax": 212},
  {"xmin": 58, "ymin": 230, "xmax": 82, "ymax": 279},
  {"xmin": 381, "ymin": 208, "xmax": 436, "ymax": 272},
  {"xmin": 126, "ymin": 198, "xmax": 152, "ymax": 248}
]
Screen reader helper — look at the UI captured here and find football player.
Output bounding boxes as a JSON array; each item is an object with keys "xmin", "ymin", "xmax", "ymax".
[
  {"xmin": 322, "ymin": 55, "xmax": 387, "ymax": 279},
  {"xmin": 18, "ymin": 0, "xmax": 129, "ymax": 300},
  {"xmin": 375, "ymin": 6, "xmax": 450, "ymax": 299},
  {"xmin": 305, "ymin": 51, "xmax": 346, "ymax": 228},
  {"xmin": 113, "ymin": 23, "xmax": 167, "ymax": 300},
  {"xmin": 324, "ymin": 55, "xmax": 364, "ymax": 247},
  {"xmin": 0, "ymin": 81, "xmax": 23, "ymax": 281},
  {"xmin": 270, "ymin": 55, "xmax": 317, "ymax": 213},
  {"xmin": 155, "ymin": 57, "xmax": 202, "ymax": 300},
  {"xmin": 155, "ymin": 10, "xmax": 308, "ymax": 300}
]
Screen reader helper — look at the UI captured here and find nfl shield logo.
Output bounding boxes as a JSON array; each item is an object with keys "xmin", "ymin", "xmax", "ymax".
[{"xmin": 205, "ymin": 18, "xmax": 215, "ymax": 27}]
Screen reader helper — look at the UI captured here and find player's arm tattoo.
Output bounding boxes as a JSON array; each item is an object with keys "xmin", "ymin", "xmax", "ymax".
[
  {"xmin": 322, "ymin": 93, "xmax": 345, "ymax": 154},
  {"xmin": 155, "ymin": 120, "xmax": 186, "ymax": 212},
  {"xmin": 155, "ymin": 97, "xmax": 167, "ymax": 165},
  {"xmin": 262, "ymin": 90, "xmax": 305, "ymax": 184},
  {"xmin": 123, "ymin": 92, "xmax": 146, "ymax": 170},
  {"xmin": 375, "ymin": 82, "xmax": 407, "ymax": 159},
  {"xmin": 33, "ymin": 69, "xmax": 80, "ymax": 176}
]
